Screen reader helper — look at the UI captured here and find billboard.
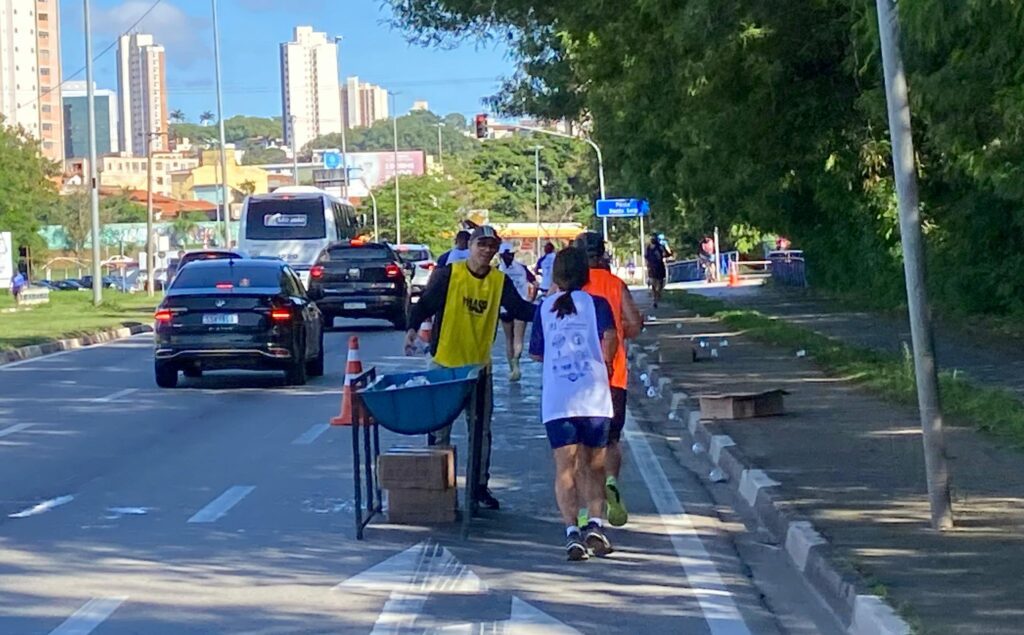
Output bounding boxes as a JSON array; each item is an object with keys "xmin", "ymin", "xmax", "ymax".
[{"xmin": 311, "ymin": 150, "xmax": 426, "ymax": 187}]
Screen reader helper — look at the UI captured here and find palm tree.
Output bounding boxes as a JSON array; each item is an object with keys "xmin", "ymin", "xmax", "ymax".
[
  {"xmin": 170, "ymin": 109, "xmax": 186, "ymax": 124},
  {"xmin": 199, "ymin": 111, "xmax": 215, "ymax": 127}
]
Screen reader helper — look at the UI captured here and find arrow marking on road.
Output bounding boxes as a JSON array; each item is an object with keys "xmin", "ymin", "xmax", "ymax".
[
  {"xmin": 0, "ymin": 423, "xmax": 33, "ymax": 438},
  {"xmin": 335, "ymin": 541, "xmax": 579, "ymax": 634}
]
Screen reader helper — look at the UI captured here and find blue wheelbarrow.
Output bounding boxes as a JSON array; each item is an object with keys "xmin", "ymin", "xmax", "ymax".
[{"xmin": 349, "ymin": 364, "xmax": 487, "ymax": 539}]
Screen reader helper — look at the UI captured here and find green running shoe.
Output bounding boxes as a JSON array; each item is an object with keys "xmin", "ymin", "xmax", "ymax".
[{"xmin": 605, "ymin": 476, "xmax": 628, "ymax": 527}]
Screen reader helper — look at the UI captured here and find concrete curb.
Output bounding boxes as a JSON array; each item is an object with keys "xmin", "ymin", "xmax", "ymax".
[
  {"xmin": 629, "ymin": 342, "xmax": 911, "ymax": 635},
  {"xmin": 0, "ymin": 323, "xmax": 152, "ymax": 366}
]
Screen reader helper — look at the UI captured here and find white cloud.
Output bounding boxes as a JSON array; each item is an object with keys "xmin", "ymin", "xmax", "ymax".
[
  {"xmin": 93, "ymin": 1, "xmax": 210, "ymax": 68},
  {"xmin": 234, "ymin": 0, "xmax": 329, "ymax": 11}
]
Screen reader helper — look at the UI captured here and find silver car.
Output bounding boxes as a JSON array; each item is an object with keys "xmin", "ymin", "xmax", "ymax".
[{"xmin": 392, "ymin": 243, "xmax": 435, "ymax": 296}]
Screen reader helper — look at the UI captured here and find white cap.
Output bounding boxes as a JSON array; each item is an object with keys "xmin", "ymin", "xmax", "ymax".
[{"xmin": 499, "ymin": 242, "xmax": 515, "ymax": 254}]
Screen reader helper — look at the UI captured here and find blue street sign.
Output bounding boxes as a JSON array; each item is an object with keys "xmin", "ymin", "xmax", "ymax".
[
  {"xmin": 323, "ymin": 151, "xmax": 342, "ymax": 170},
  {"xmin": 595, "ymin": 198, "xmax": 650, "ymax": 218}
]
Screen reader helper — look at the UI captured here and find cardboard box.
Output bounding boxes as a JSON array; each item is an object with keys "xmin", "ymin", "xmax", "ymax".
[
  {"xmin": 699, "ymin": 390, "xmax": 787, "ymax": 420},
  {"xmin": 387, "ymin": 487, "xmax": 457, "ymax": 524},
  {"xmin": 377, "ymin": 446, "xmax": 456, "ymax": 491},
  {"xmin": 658, "ymin": 336, "xmax": 697, "ymax": 365}
]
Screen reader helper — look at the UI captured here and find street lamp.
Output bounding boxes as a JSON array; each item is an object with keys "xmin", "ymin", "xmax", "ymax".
[
  {"xmin": 83, "ymin": 0, "xmax": 102, "ymax": 305},
  {"xmin": 359, "ymin": 177, "xmax": 379, "ymax": 242},
  {"xmin": 211, "ymin": 0, "xmax": 231, "ymax": 246},
  {"xmin": 390, "ymin": 92, "xmax": 402, "ymax": 244},
  {"xmin": 146, "ymin": 130, "xmax": 169, "ymax": 297},
  {"xmin": 290, "ymin": 115, "xmax": 299, "ymax": 185},
  {"xmin": 533, "ymin": 145, "xmax": 543, "ymax": 259},
  {"xmin": 333, "ymin": 36, "xmax": 349, "ymax": 199},
  {"xmin": 436, "ymin": 121, "xmax": 445, "ymax": 171}
]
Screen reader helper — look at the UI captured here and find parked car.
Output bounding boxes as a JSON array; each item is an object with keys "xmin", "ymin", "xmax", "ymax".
[
  {"xmin": 306, "ymin": 239, "xmax": 412, "ymax": 330},
  {"xmin": 153, "ymin": 259, "xmax": 323, "ymax": 388},
  {"xmin": 79, "ymin": 276, "xmax": 120, "ymax": 290},
  {"xmin": 392, "ymin": 243, "xmax": 435, "ymax": 297},
  {"xmin": 53, "ymin": 279, "xmax": 84, "ymax": 291},
  {"xmin": 34, "ymin": 280, "xmax": 59, "ymax": 290}
]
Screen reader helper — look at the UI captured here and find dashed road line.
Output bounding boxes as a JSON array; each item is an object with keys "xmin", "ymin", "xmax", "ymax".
[
  {"xmin": 49, "ymin": 596, "xmax": 127, "ymax": 635},
  {"xmin": 187, "ymin": 486, "xmax": 256, "ymax": 523},
  {"xmin": 292, "ymin": 423, "xmax": 331, "ymax": 445},
  {"xmin": 0, "ymin": 423, "xmax": 33, "ymax": 438},
  {"xmin": 92, "ymin": 388, "xmax": 139, "ymax": 403}
]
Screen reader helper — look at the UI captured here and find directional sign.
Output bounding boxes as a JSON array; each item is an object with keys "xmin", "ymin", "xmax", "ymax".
[
  {"xmin": 335, "ymin": 541, "xmax": 580, "ymax": 633},
  {"xmin": 323, "ymin": 151, "xmax": 342, "ymax": 170},
  {"xmin": 595, "ymin": 198, "xmax": 650, "ymax": 218}
]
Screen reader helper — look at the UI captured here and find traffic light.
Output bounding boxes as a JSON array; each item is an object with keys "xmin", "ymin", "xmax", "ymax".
[{"xmin": 474, "ymin": 114, "xmax": 489, "ymax": 139}]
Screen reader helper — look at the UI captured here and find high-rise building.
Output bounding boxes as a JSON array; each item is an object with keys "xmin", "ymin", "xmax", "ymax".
[
  {"xmin": 280, "ymin": 26, "xmax": 341, "ymax": 150},
  {"xmin": 117, "ymin": 33, "xmax": 167, "ymax": 157},
  {"xmin": 62, "ymin": 81, "xmax": 118, "ymax": 159},
  {"xmin": 0, "ymin": 0, "xmax": 65, "ymax": 161},
  {"xmin": 340, "ymin": 76, "xmax": 389, "ymax": 129}
]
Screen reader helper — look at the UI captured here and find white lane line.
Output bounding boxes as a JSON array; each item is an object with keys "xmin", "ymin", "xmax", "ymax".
[
  {"xmin": 8, "ymin": 495, "xmax": 75, "ymax": 518},
  {"xmin": 292, "ymin": 423, "xmax": 331, "ymax": 445},
  {"xmin": 0, "ymin": 333, "xmax": 152, "ymax": 370},
  {"xmin": 187, "ymin": 486, "xmax": 256, "ymax": 523},
  {"xmin": 623, "ymin": 411, "xmax": 753, "ymax": 635},
  {"xmin": 49, "ymin": 596, "xmax": 127, "ymax": 635},
  {"xmin": 0, "ymin": 423, "xmax": 33, "ymax": 438},
  {"xmin": 92, "ymin": 388, "xmax": 138, "ymax": 403}
]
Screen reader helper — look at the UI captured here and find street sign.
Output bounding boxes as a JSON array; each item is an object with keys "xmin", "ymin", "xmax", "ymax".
[
  {"xmin": 595, "ymin": 198, "xmax": 650, "ymax": 218},
  {"xmin": 323, "ymin": 151, "xmax": 342, "ymax": 170}
]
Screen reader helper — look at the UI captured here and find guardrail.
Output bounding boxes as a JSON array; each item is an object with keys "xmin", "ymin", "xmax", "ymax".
[
  {"xmin": 667, "ymin": 251, "xmax": 740, "ymax": 283},
  {"xmin": 768, "ymin": 250, "xmax": 808, "ymax": 287}
]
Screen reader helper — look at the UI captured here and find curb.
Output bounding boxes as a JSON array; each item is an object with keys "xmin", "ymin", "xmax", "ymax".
[
  {"xmin": 628, "ymin": 342, "xmax": 911, "ymax": 635},
  {"xmin": 0, "ymin": 323, "xmax": 153, "ymax": 366}
]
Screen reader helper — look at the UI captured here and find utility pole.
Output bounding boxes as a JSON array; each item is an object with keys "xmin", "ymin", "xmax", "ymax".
[
  {"xmin": 145, "ymin": 130, "xmax": 167, "ymax": 297},
  {"xmin": 334, "ymin": 36, "xmax": 349, "ymax": 198},
  {"xmin": 211, "ymin": 0, "xmax": 231, "ymax": 246},
  {"xmin": 875, "ymin": 0, "xmax": 953, "ymax": 530},
  {"xmin": 390, "ymin": 92, "xmax": 402, "ymax": 244},
  {"xmin": 290, "ymin": 115, "xmax": 299, "ymax": 186},
  {"xmin": 533, "ymin": 145, "xmax": 543, "ymax": 259},
  {"xmin": 360, "ymin": 177, "xmax": 379, "ymax": 242},
  {"xmin": 83, "ymin": 0, "xmax": 102, "ymax": 306},
  {"xmin": 436, "ymin": 122, "xmax": 445, "ymax": 171}
]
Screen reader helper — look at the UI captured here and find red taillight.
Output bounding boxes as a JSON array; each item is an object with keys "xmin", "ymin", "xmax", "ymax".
[
  {"xmin": 154, "ymin": 309, "xmax": 173, "ymax": 323},
  {"xmin": 385, "ymin": 263, "xmax": 402, "ymax": 278},
  {"xmin": 418, "ymin": 262, "xmax": 436, "ymax": 271},
  {"xmin": 310, "ymin": 265, "xmax": 324, "ymax": 279},
  {"xmin": 270, "ymin": 308, "xmax": 292, "ymax": 322},
  {"xmin": 215, "ymin": 282, "xmax": 233, "ymax": 289}
]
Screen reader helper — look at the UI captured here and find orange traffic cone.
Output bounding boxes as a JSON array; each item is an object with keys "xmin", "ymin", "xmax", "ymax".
[
  {"xmin": 330, "ymin": 336, "xmax": 364, "ymax": 426},
  {"xmin": 418, "ymin": 318, "xmax": 432, "ymax": 343},
  {"xmin": 728, "ymin": 261, "xmax": 739, "ymax": 287}
]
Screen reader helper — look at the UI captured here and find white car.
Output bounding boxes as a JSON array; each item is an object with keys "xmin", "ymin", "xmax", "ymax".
[{"xmin": 392, "ymin": 244, "xmax": 435, "ymax": 296}]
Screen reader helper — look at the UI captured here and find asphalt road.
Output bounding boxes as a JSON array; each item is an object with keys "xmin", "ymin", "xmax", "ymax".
[{"xmin": 0, "ymin": 316, "xmax": 842, "ymax": 634}]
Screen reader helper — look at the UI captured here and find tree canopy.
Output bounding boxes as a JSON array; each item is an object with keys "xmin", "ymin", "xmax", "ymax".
[{"xmin": 0, "ymin": 120, "xmax": 60, "ymax": 263}]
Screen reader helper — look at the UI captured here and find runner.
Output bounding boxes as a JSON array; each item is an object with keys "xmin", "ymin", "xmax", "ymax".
[
  {"xmin": 436, "ymin": 230, "xmax": 471, "ymax": 267},
  {"xmin": 644, "ymin": 235, "xmax": 669, "ymax": 307},
  {"xmin": 405, "ymin": 226, "xmax": 536, "ymax": 510},
  {"xmin": 529, "ymin": 246, "xmax": 619, "ymax": 560},
  {"xmin": 576, "ymin": 232, "xmax": 643, "ymax": 527},
  {"xmin": 497, "ymin": 242, "xmax": 536, "ymax": 382},
  {"xmin": 534, "ymin": 242, "xmax": 556, "ymax": 298}
]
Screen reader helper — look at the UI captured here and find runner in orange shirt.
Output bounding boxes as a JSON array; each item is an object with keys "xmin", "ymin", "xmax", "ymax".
[{"xmin": 575, "ymin": 232, "xmax": 643, "ymax": 526}]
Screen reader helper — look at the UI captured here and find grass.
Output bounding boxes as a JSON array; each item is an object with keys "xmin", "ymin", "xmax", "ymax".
[
  {"xmin": 0, "ymin": 290, "xmax": 161, "ymax": 351},
  {"xmin": 668, "ymin": 290, "xmax": 1024, "ymax": 445}
]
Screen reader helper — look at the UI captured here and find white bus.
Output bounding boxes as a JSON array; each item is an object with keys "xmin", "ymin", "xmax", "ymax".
[{"xmin": 237, "ymin": 186, "xmax": 363, "ymax": 287}]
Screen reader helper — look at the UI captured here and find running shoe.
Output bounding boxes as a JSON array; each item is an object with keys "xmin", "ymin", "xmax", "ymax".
[
  {"xmin": 475, "ymin": 487, "xmax": 500, "ymax": 510},
  {"xmin": 509, "ymin": 358, "xmax": 522, "ymax": 382},
  {"xmin": 584, "ymin": 521, "xmax": 614, "ymax": 557},
  {"xmin": 605, "ymin": 476, "xmax": 628, "ymax": 527},
  {"xmin": 566, "ymin": 531, "xmax": 589, "ymax": 561}
]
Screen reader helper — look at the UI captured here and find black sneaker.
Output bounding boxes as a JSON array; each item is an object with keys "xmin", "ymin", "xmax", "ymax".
[
  {"xmin": 566, "ymin": 531, "xmax": 589, "ymax": 561},
  {"xmin": 475, "ymin": 487, "xmax": 500, "ymax": 510},
  {"xmin": 584, "ymin": 521, "xmax": 613, "ymax": 557}
]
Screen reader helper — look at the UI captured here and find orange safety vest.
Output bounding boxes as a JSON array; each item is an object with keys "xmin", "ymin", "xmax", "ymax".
[{"xmin": 583, "ymin": 267, "xmax": 627, "ymax": 389}]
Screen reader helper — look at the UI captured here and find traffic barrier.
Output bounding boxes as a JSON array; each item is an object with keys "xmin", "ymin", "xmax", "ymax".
[{"xmin": 330, "ymin": 336, "xmax": 364, "ymax": 426}]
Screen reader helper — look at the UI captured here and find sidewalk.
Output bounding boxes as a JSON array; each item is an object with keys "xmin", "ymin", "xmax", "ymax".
[{"xmin": 637, "ymin": 291, "xmax": 1024, "ymax": 634}]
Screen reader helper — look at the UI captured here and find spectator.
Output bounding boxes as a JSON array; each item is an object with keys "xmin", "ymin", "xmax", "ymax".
[
  {"xmin": 10, "ymin": 271, "xmax": 26, "ymax": 306},
  {"xmin": 437, "ymin": 230, "xmax": 471, "ymax": 267},
  {"xmin": 644, "ymin": 235, "xmax": 669, "ymax": 307},
  {"xmin": 534, "ymin": 242, "xmax": 556, "ymax": 298}
]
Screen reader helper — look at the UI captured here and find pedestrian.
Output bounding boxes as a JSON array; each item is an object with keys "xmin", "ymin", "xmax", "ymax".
[
  {"xmin": 645, "ymin": 235, "xmax": 669, "ymax": 307},
  {"xmin": 575, "ymin": 232, "xmax": 643, "ymax": 528},
  {"xmin": 529, "ymin": 246, "xmax": 619, "ymax": 561},
  {"xmin": 497, "ymin": 242, "xmax": 536, "ymax": 382},
  {"xmin": 436, "ymin": 230, "xmax": 471, "ymax": 267},
  {"xmin": 10, "ymin": 270, "xmax": 26, "ymax": 307},
  {"xmin": 534, "ymin": 242, "xmax": 556, "ymax": 298},
  {"xmin": 405, "ymin": 226, "xmax": 536, "ymax": 510}
]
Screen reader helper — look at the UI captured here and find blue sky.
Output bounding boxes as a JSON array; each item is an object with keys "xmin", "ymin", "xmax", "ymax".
[{"xmin": 59, "ymin": 0, "xmax": 514, "ymax": 123}]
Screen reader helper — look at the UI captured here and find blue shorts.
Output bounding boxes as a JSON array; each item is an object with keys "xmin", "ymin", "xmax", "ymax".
[{"xmin": 545, "ymin": 417, "xmax": 611, "ymax": 450}]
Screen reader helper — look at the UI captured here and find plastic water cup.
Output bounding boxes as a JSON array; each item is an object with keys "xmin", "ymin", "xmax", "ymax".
[
  {"xmin": 709, "ymin": 468, "xmax": 727, "ymax": 483},
  {"xmin": 692, "ymin": 442, "xmax": 706, "ymax": 455}
]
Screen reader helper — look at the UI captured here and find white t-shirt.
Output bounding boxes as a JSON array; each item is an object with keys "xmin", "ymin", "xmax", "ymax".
[
  {"xmin": 538, "ymin": 291, "xmax": 613, "ymax": 423},
  {"xmin": 445, "ymin": 248, "xmax": 470, "ymax": 265},
  {"xmin": 536, "ymin": 253, "xmax": 555, "ymax": 291}
]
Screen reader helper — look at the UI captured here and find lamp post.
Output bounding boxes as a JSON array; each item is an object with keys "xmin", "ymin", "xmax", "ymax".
[
  {"xmin": 436, "ymin": 122, "xmax": 445, "ymax": 171},
  {"xmin": 334, "ymin": 36, "xmax": 349, "ymax": 198},
  {"xmin": 390, "ymin": 92, "xmax": 402, "ymax": 244},
  {"xmin": 533, "ymin": 145, "xmax": 543, "ymax": 259},
  {"xmin": 211, "ymin": 0, "xmax": 231, "ymax": 246},
  {"xmin": 83, "ymin": 0, "xmax": 102, "ymax": 305},
  {"xmin": 290, "ymin": 115, "xmax": 299, "ymax": 185},
  {"xmin": 146, "ymin": 130, "xmax": 168, "ymax": 297},
  {"xmin": 359, "ymin": 177, "xmax": 379, "ymax": 242}
]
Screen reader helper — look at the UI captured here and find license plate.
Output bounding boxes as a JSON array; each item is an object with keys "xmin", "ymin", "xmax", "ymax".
[
  {"xmin": 344, "ymin": 302, "xmax": 367, "ymax": 310},
  {"xmin": 203, "ymin": 313, "xmax": 239, "ymax": 325}
]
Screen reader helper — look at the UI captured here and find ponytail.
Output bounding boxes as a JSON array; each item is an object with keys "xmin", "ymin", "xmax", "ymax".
[{"xmin": 549, "ymin": 246, "xmax": 589, "ymax": 318}]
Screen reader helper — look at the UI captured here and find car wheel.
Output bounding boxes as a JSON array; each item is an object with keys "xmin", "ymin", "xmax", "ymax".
[
  {"xmin": 155, "ymin": 362, "xmax": 178, "ymax": 388},
  {"xmin": 391, "ymin": 301, "xmax": 409, "ymax": 331},
  {"xmin": 285, "ymin": 338, "xmax": 308, "ymax": 386},
  {"xmin": 307, "ymin": 331, "xmax": 325, "ymax": 377}
]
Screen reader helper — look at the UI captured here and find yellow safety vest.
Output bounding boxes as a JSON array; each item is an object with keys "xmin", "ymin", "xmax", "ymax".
[{"xmin": 434, "ymin": 262, "xmax": 505, "ymax": 368}]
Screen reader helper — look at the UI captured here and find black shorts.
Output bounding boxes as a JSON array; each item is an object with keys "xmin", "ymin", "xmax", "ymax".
[
  {"xmin": 499, "ymin": 313, "xmax": 517, "ymax": 324},
  {"xmin": 609, "ymin": 387, "xmax": 627, "ymax": 443}
]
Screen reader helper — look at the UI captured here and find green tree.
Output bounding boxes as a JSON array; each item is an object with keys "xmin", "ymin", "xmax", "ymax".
[
  {"xmin": 305, "ymin": 110, "xmax": 479, "ymax": 157},
  {"xmin": 368, "ymin": 174, "xmax": 465, "ymax": 252},
  {"xmin": 0, "ymin": 120, "xmax": 60, "ymax": 263},
  {"xmin": 242, "ymin": 146, "xmax": 287, "ymax": 165}
]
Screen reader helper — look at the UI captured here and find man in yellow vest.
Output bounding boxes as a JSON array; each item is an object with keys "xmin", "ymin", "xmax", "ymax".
[{"xmin": 405, "ymin": 226, "xmax": 536, "ymax": 509}]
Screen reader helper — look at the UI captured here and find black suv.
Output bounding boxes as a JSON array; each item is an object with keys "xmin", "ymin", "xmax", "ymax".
[
  {"xmin": 307, "ymin": 240, "xmax": 412, "ymax": 330},
  {"xmin": 153, "ymin": 259, "xmax": 324, "ymax": 388}
]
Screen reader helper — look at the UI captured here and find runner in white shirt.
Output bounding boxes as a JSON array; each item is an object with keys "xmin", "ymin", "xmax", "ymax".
[
  {"xmin": 497, "ymin": 242, "xmax": 536, "ymax": 381},
  {"xmin": 534, "ymin": 242, "xmax": 556, "ymax": 298},
  {"xmin": 529, "ymin": 246, "xmax": 619, "ymax": 561}
]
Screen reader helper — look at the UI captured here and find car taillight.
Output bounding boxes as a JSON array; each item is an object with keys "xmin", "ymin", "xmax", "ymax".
[
  {"xmin": 310, "ymin": 265, "xmax": 324, "ymax": 279},
  {"xmin": 270, "ymin": 308, "xmax": 292, "ymax": 322},
  {"xmin": 154, "ymin": 309, "xmax": 173, "ymax": 323},
  {"xmin": 385, "ymin": 263, "xmax": 402, "ymax": 278},
  {"xmin": 418, "ymin": 263, "xmax": 436, "ymax": 271},
  {"xmin": 215, "ymin": 282, "xmax": 233, "ymax": 289}
]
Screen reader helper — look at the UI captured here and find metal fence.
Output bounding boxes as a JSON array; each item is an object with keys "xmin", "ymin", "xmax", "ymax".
[
  {"xmin": 666, "ymin": 251, "xmax": 739, "ymax": 283},
  {"xmin": 768, "ymin": 250, "xmax": 808, "ymax": 287}
]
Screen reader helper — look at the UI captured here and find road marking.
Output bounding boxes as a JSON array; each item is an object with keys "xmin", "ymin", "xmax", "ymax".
[
  {"xmin": 0, "ymin": 423, "xmax": 33, "ymax": 438},
  {"xmin": 292, "ymin": 423, "xmax": 330, "ymax": 445},
  {"xmin": 49, "ymin": 596, "xmax": 127, "ymax": 635},
  {"xmin": 335, "ymin": 541, "xmax": 578, "ymax": 633},
  {"xmin": 0, "ymin": 333, "xmax": 151, "ymax": 371},
  {"xmin": 8, "ymin": 495, "xmax": 75, "ymax": 518},
  {"xmin": 623, "ymin": 411, "xmax": 753, "ymax": 635},
  {"xmin": 92, "ymin": 388, "xmax": 138, "ymax": 403},
  {"xmin": 187, "ymin": 486, "xmax": 255, "ymax": 523}
]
